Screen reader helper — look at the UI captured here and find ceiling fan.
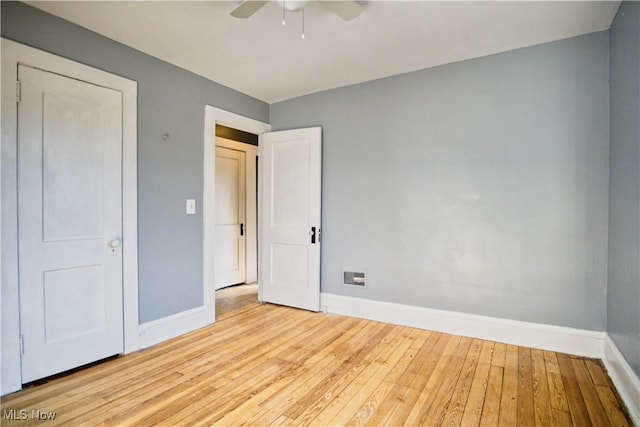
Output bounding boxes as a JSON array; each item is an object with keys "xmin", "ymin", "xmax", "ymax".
[{"xmin": 230, "ymin": 0, "xmax": 363, "ymax": 21}]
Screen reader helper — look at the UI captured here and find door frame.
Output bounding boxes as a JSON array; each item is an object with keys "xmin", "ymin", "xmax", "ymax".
[
  {"xmin": 203, "ymin": 107, "xmax": 270, "ymax": 320},
  {"xmin": 215, "ymin": 137, "xmax": 259, "ymax": 288},
  {"xmin": 1, "ymin": 39, "xmax": 139, "ymax": 394}
]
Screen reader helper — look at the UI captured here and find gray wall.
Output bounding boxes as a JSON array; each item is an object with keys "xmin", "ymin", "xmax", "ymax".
[
  {"xmin": 1, "ymin": 2, "xmax": 269, "ymax": 323},
  {"xmin": 608, "ymin": 1, "xmax": 640, "ymax": 377},
  {"xmin": 271, "ymin": 32, "xmax": 610, "ymax": 331}
]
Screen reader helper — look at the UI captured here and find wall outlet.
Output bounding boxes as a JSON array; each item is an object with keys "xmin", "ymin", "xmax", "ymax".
[{"xmin": 186, "ymin": 199, "xmax": 196, "ymax": 215}]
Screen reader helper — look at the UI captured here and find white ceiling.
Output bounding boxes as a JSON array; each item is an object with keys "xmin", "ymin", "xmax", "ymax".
[{"xmin": 27, "ymin": 1, "xmax": 621, "ymax": 104}]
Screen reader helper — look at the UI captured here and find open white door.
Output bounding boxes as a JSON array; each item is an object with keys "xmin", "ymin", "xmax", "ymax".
[
  {"xmin": 18, "ymin": 65, "xmax": 124, "ymax": 382},
  {"xmin": 260, "ymin": 127, "xmax": 321, "ymax": 312}
]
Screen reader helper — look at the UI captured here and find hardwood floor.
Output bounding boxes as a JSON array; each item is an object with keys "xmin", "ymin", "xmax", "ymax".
[
  {"xmin": 1, "ymin": 302, "xmax": 632, "ymax": 426},
  {"xmin": 216, "ymin": 283, "xmax": 258, "ymax": 318}
]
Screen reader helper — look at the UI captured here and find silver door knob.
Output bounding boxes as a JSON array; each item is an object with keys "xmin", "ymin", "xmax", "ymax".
[{"xmin": 108, "ymin": 239, "xmax": 122, "ymax": 249}]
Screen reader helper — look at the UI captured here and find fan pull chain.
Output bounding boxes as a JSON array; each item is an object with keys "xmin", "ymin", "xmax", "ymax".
[
  {"xmin": 282, "ymin": 0, "xmax": 286, "ymax": 25},
  {"xmin": 301, "ymin": 8, "xmax": 306, "ymax": 39}
]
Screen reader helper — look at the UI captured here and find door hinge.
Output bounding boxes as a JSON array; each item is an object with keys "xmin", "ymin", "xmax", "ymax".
[
  {"xmin": 19, "ymin": 334, "xmax": 24, "ymax": 354},
  {"xmin": 16, "ymin": 80, "xmax": 21, "ymax": 103}
]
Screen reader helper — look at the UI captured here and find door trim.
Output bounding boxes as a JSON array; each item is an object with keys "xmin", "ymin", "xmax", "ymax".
[
  {"xmin": 1, "ymin": 39, "xmax": 139, "ymax": 394},
  {"xmin": 203, "ymin": 106, "xmax": 270, "ymax": 321}
]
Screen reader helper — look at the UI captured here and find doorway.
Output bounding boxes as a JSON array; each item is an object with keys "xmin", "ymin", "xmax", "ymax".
[
  {"xmin": 209, "ymin": 120, "xmax": 266, "ymax": 319},
  {"xmin": 205, "ymin": 110, "xmax": 327, "ymax": 318},
  {"xmin": 203, "ymin": 107, "xmax": 270, "ymax": 323}
]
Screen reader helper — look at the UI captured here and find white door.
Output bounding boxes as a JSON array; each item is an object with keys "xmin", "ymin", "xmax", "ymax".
[
  {"xmin": 215, "ymin": 146, "xmax": 246, "ymax": 289},
  {"xmin": 261, "ymin": 127, "xmax": 321, "ymax": 312},
  {"xmin": 18, "ymin": 65, "xmax": 124, "ymax": 383}
]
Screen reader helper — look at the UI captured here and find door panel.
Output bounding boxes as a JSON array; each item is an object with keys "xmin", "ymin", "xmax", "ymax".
[
  {"xmin": 18, "ymin": 65, "xmax": 124, "ymax": 383},
  {"xmin": 261, "ymin": 127, "xmax": 321, "ymax": 312},
  {"xmin": 215, "ymin": 146, "xmax": 246, "ymax": 289},
  {"xmin": 43, "ymin": 266, "xmax": 106, "ymax": 343},
  {"xmin": 271, "ymin": 140, "xmax": 310, "ymax": 227},
  {"xmin": 42, "ymin": 92, "xmax": 105, "ymax": 241}
]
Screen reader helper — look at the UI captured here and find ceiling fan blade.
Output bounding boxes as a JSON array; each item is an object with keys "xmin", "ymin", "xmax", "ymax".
[
  {"xmin": 230, "ymin": 1, "xmax": 268, "ymax": 18},
  {"xmin": 320, "ymin": 1, "xmax": 363, "ymax": 21}
]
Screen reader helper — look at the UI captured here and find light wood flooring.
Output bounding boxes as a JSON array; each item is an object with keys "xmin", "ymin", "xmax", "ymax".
[
  {"xmin": 1, "ymin": 302, "xmax": 633, "ymax": 426},
  {"xmin": 215, "ymin": 283, "xmax": 258, "ymax": 318}
]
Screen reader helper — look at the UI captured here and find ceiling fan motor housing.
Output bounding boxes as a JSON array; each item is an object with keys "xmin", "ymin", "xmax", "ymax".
[{"xmin": 276, "ymin": 0, "xmax": 309, "ymax": 12}]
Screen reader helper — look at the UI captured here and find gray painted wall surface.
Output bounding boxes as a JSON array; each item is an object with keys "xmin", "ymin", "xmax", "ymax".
[
  {"xmin": 271, "ymin": 32, "xmax": 610, "ymax": 331},
  {"xmin": 608, "ymin": 1, "xmax": 640, "ymax": 376},
  {"xmin": 1, "ymin": 2, "xmax": 269, "ymax": 323}
]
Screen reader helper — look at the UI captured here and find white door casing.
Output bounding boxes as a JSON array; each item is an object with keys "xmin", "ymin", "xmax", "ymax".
[
  {"xmin": 215, "ymin": 145, "xmax": 246, "ymax": 289},
  {"xmin": 203, "ymin": 106, "xmax": 270, "ymax": 321},
  {"xmin": 18, "ymin": 65, "xmax": 125, "ymax": 383},
  {"xmin": 260, "ymin": 127, "xmax": 322, "ymax": 312}
]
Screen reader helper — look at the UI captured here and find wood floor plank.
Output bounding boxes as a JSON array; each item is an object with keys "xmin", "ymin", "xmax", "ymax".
[
  {"xmin": 219, "ymin": 317, "xmax": 361, "ymax": 425},
  {"xmin": 531, "ymin": 348, "xmax": 554, "ymax": 427},
  {"xmin": 53, "ymin": 374, "xmax": 185, "ymax": 425},
  {"xmin": 309, "ymin": 326, "xmax": 408, "ymax": 426},
  {"xmin": 216, "ymin": 283, "xmax": 258, "ymax": 319},
  {"xmin": 381, "ymin": 332, "xmax": 451, "ymax": 426},
  {"xmin": 238, "ymin": 407, "xmax": 282, "ymax": 426},
  {"xmin": 403, "ymin": 335, "xmax": 465, "ymax": 425},
  {"xmin": 516, "ymin": 346, "xmax": 535, "ymax": 426},
  {"xmin": 179, "ymin": 361, "xmax": 286, "ymax": 426},
  {"xmin": 200, "ymin": 318, "xmax": 370, "ymax": 421},
  {"xmin": 1, "ymin": 302, "xmax": 633, "ymax": 427},
  {"xmin": 417, "ymin": 337, "xmax": 473, "ymax": 426},
  {"xmin": 340, "ymin": 329, "xmax": 424, "ymax": 427},
  {"xmin": 363, "ymin": 330, "xmax": 439, "ymax": 426},
  {"xmin": 544, "ymin": 350, "xmax": 570, "ymax": 412},
  {"xmin": 557, "ymin": 353, "xmax": 593, "ymax": 427},
  {"xmin": 595, "ymin": 385, "xmax": 632, "ymax": 427},
  {"xmin": 479, "ymin": 365, "xmax": 503, "ymax": 427},
  {"xmin": 92, "ymin": 311, "xmax": 320, "ymax": 425},
  {"xmin": 441, "ymin": 338, "xmax": 484, "ymax": 426},
  {"xmin": 400, "ymin": 334, "xmax": 460, "ymax": 424},
  {"xmin": 286, "ymin": 323, "xmax": 397, "ymax": 422},
  {"xmin": 78, "ymin": 324, "xmax": 305, "ymax": 424},
  {"xmin": 553, "ymin": 407, "xmax": 574, "ymax": 426},
  {"xmin": 354, "ymin": 330, "xmax": 431, "ymax": 427},
  {"xmin": 11, "ymin": 302, "xmax": 271, "ymax": 407},
  {"xmin": 260, "ymin": 319, "xmax": 379, "ymax": 413},
  {"xmin": 47, "ymin": 304, "xmax": 290, "ymax": 412},
  {"xmin": 570, "ymin": 358, "xmax": 610, "ymax": 427},
  {"xmin": 492, "ymin": 342, "xmax": 507, "ymax": 368},
  {"xmin": 460, "ymin": 340, "xmax": 495, "ymax": 427},
  {"xmin": 585, "ymin": 359, "xmax": 611, "ymax": 387},
  {"xmin": 75, "ymin": 308, "xmax": 321, "ymax": 426},
  {"xmin": 497, "ymin": 344, "xmax": 519, "ymax": 427}
]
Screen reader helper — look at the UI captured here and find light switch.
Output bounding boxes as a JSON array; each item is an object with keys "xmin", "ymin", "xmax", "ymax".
[{"xmin": 186, "ymin": 199, "xmax": 196, "ymax": 215}]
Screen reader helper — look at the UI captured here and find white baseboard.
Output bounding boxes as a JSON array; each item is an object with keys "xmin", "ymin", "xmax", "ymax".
[
  {"xmin": 602, "ymin": 335, "xmax": 640, "ymax": 425},
  {"xmin": 138, "ymin": 306, "xmax": 213, "ymax": 349},
  {"xmin": 320, "ymin": 293, "xmax": 604, "ymax": 358}
]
